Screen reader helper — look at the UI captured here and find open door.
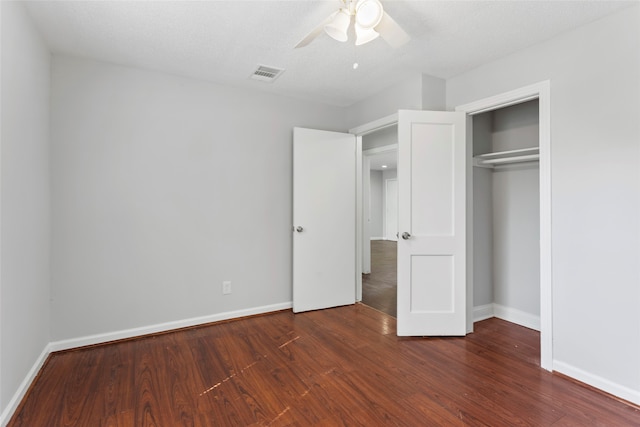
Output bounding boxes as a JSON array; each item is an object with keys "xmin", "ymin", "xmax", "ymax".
[
  {"xmin": 293, "ymin": 127, "xmax": 356, "ymax": 313},
  {"xmin": 396, "ymin": 110, "xmax": 467, "ymax": 336}
]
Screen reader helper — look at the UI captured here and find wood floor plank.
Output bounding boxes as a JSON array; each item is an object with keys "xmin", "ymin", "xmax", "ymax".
[
  {"xmin": 362, "ymin": 240, "xmax": 398, "ymax": 318},
  {"xmin": 82, "ymin": 343, "xmax": 135, "ymax": 427},
  {"xmin": 7, "ymin": 306, "xmax": 640, "ymax": 426}
]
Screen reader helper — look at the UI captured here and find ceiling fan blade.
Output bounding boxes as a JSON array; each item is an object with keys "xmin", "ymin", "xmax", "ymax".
[
  {"xmin": 295, "ymin": 11, "xmax": 338, "ymax": 48},
  {"xmin": 376, "ymin": 11, "xmax": 410, "ymax": 48}
]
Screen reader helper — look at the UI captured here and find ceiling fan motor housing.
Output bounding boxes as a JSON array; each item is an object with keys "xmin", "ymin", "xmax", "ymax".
[
  {"xmin": 326, "ymin": 0, "xmax": 384, "ymax": 45},
  {"xmin": 355, "ymin": 0, "xmax": 384, "ymax": 29}
]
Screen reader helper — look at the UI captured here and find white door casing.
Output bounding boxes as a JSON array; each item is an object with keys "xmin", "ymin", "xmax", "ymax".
[
  {"xmin": 396, "ymin": 110, "xmax": 467, "ymax": 336},
  {"xmin": 455, "ymin": 81, "xmax": 552, "ymax": 370},
  {"xmin": 293, "ymin": 127, "xmax": 356, "ymax": 313}
]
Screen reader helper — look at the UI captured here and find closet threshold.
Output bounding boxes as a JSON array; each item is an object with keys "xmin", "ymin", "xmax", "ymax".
[{"xmin": 473, "ymin": 147, "xmax": 539, "ymax": 168}]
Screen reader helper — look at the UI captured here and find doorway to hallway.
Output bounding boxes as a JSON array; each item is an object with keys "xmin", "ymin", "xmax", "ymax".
[{"xmin": 362, "ymin": 240, "xmax": 397, "ymax": 317}]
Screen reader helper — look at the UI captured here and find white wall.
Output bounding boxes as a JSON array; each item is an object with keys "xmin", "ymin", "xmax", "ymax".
[
  {"xmin": 50, "ymin": 56, "xmax": 348, "ymax": 342},
  {"xmin": 0, "ymin": 1, "xmax": 51, "ymax": 420},
  {"xmin": 382, "ymin": 169, "xmax": 397, "ymax": 240},
  {"xmin": 346, "ymin": 72, "xmax": 446, "ymax": 129},
  {"xmin": 369, "ymin": 170, "xmax": 383, "ymax": 239},
  {"xmin": 382, "ymin": 169, "xmax": 397, "ymax": 183},
  {"xmin": 422, "ymin": 74, "xmax": 447, "ymax": 111},
  {"xmin": 346, "ymin": 73, "xmax": 422, "ymax": 128},
  {"xmin": 448, "ymin": 5, "xmax": 640, "ymax": 403}
]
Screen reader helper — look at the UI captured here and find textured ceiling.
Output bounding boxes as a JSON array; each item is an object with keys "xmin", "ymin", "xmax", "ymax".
[{"xmin": 24, "ymin": 0, "xmax": 636, "ymax": 107}]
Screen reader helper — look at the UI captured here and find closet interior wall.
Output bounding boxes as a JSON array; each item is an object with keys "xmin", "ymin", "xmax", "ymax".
[{"xmin": 473, "ymin": 100, "xmax": 541, "ymax": 328}]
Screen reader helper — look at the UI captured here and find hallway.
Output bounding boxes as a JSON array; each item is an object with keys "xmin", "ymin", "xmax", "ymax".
[{"xmin": 362, "ymin": 240, "xmax": 397, "ymax": 317}]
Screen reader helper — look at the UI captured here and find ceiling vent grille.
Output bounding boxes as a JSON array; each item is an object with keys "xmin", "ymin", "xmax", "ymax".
[{"xmin": 251, "ymin": 65, "xmax": 284, "ymax": 82}]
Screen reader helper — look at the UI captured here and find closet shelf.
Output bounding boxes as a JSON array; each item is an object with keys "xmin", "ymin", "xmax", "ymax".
[{"xmin": 473, "ymin": 147, "xmax": 539, "ymax": 168}]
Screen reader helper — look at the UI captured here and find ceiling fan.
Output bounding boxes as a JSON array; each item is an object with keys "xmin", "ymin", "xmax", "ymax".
[{"xmin": 295, "ymin": 0, "xmax": 410, "ymax": 49}]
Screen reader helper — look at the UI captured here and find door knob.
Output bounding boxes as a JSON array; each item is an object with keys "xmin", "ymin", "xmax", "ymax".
[
  {"xmin": 296, "ymin": 226, "xmax": 304, "ymax": 232},
  {"xmin": 401, "ymin": 232, "xmax": 411, "ymax": 240}
]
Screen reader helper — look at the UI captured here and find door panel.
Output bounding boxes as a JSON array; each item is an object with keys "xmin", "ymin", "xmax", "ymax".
[
  {"xmin": 410, "ymin": 124, "xmax": 454, "ymax": 236},
  {"xmin": 397, "ymin": 111, "xmax": 467, "ymax": 336},
  {"xmin": 410, "ymin": 255, "xmax": 454, "ymax": 312},
  {"xmin": 293, "ymin": 127, "xmax": 356, "ymax": 313}
]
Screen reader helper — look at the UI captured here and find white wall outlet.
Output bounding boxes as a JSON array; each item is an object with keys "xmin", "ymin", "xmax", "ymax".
[{"xmin": 222, "ymin": 281, "xmax": 232, "ymax": 295}]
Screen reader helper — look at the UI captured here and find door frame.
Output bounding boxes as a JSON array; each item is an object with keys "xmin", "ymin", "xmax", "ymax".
[
  {"xmin": 350, "ymin": 114, "xmax": 398, "ymax": 301},
  {"xmin": 362, "ymin": 144, "xmax": 398, "ymax": 275},
  {"xmin": 455, "ymin": 80, "xmax": 552, "ymax": 371}
]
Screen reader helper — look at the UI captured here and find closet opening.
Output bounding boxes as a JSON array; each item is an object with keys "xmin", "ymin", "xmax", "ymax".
[{"xmin": 471, "ymin": 99, "xmax": 541, "ymax": 337}]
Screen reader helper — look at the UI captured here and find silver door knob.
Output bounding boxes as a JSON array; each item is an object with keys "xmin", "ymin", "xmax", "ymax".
[
  {"xmin": 401, "ymin": 232, "xmax": 411, "ymax": 240},
  {"xmin": 296, "ymin": 226, "xmax": 304, "ymax": 232}
]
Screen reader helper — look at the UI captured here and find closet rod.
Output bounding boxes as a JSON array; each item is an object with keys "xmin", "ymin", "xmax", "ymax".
[
  {"xmin": 475, "ymin": 147, "xmax": 539, "ymax": 159},
  {"xmin": 477, "ymin": 153, "xmax": 539, "ymax": 166}
]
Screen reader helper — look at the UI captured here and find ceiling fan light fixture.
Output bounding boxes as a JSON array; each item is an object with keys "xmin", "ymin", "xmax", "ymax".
[
  {"xmin": 324, "ymin": 9, "xmax": 351, "ymax": 42},
  {"xmin": 355, "ymin": 24, "xmax": 380, "ymax": 46},
  {"xmin": 355, "ymin": 0, "xmax": 384, "ymax": 30}
]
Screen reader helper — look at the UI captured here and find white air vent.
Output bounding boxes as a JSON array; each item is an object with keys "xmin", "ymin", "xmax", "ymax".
[{"xmin": 250, "ymin": 65, "xmax": 284, "ymax": 82}]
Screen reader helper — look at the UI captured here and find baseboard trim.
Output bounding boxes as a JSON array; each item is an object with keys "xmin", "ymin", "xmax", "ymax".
[
  {"xmin": 49, "ymin": 302, "xmax": 293, "ymax": 352},
  {"xmin": 553, "ymin": 361, "xmax": 640, "ymax": 406},
  {"xmin": 473, "ymin": 303, "xmax": 540, "ymax": 331},
  {"xmin": 0, "ymin": 344, "xmax": 51, "ymax": 427},
  {"xmin": 473, "ymin": 303, "xmax": 494, "ymax": 322},
  {"xmin": 493, "ymin": 303, "xmax": 540, "ymax": 331}
]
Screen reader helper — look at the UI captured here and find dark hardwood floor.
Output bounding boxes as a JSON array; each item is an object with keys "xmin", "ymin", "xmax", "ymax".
[
  {"xmin": 362, "ymin": 239, "xmax": 397, "ymax": 317},
  {"xmin": 9, "ymin": 305, "xmax": 640, "ymax": 426}
]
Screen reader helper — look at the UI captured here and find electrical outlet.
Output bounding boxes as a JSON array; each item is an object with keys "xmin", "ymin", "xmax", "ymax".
[{"xmin": 222, "ymin": 281, "xmax": 232, "ymax": 295}]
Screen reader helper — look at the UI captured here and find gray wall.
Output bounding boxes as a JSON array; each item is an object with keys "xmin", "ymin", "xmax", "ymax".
[
  {"xmin": 382, "ymin": 169, "xmax": 398, "ymax": 240},
  {"xmin": 0, "ymin": 1, "xmax": 51, "ymax": 417},
  {"xmin": 345, "ymin": 72, "xmax": 446, "ymax": 129},
  {"xmin": 362, "ymin": 125, "xmax": 397, "ymax": 150},
  {"xmin": 369, "ymin": 170, "xmax": 383, "ymax": 238},
  {"xmin": 369, "ymin": 168, "xmax": 398, "ymax": 242},
  {"xmin": 50, "ymin": 56, "xmax": 349, "ymax": 341},
  {"xmin": 449, "ymin": 5, "xmax": 640, "ymax": 401},
  {"xmin": 492, "ymin": 101, "xmax": 540, "ymax": 316},
  {"xmin": 346, "ymin": 74, "xmax": 423, "ymax": 128}
]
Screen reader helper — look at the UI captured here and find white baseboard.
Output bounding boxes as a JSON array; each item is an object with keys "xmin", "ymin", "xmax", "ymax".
[
  {"xmin": 492, "ymin": 303, "xmax": 540, "ymax": 331},
  {"xmin": 473, "ymin": 303, "xmax": 495, "ymax": 322},
  {"xmin": 473, "ymin": 303, "xmax": 540, "ymax": 331},
  {"xmin": 50, "ymin": 302, "xmax": 293, "ymax": 352},
  {"xmin": 553, "ymin": 361, "xmax": 640, "ymax": 406},
  {"xmin": 0, "ymin": 344, "xmax": 52, "ymax": 427}
]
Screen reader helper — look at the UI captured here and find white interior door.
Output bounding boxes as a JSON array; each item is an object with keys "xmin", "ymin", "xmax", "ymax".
[
  {"xmin": 384, "ymin": 179, "xmax": 398, "ymax": 241},
  {"xmin": 397, "ymin": 110, "xmax": 467, "ymax": 336},
  {"xmin": 293, "ymin": 127, "xmax": 356, "ymax": 313}
]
